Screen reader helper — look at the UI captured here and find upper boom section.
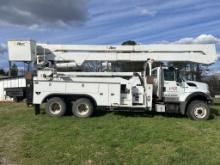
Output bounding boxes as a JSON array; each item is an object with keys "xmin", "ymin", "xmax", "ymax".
[{"xmin": 8, "ymin": 40, "xmax": 217, "ymax": 65}]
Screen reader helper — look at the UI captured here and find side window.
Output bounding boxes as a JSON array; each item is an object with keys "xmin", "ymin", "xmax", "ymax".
[{"xmin": 164, "ymin": 69, "xmax": 175, "ymax": 81}]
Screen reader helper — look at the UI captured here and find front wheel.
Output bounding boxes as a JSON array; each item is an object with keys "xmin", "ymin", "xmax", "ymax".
[
  {"xmin": 187, "ymin": 100, "xmax": 210, "ymax": 120},
  {"xmin": 72, "ymin": 98, "xmax": 94, "ymax": 118}
]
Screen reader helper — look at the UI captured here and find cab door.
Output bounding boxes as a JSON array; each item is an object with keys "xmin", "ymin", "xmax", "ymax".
[{"xmin": 163, "ymin": 68, "xmax": 184, "ymax": 102}]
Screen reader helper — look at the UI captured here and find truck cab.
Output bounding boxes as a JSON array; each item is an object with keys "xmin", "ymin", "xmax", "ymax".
[{"xmin": 151, "ymin": 66, "xmax": 212, "ymax": 119}]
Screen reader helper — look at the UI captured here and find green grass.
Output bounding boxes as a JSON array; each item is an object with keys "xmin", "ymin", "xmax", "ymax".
[{"xmin": 0, "ymin": 99, "xmax": 220, "ymax": 165}]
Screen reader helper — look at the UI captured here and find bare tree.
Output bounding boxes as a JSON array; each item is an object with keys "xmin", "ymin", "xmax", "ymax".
[{"xmin": 203, "ymin": 76, "xmax": 220, "ymax": 96}]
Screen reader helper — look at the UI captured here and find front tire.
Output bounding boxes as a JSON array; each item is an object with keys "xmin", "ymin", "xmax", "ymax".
[
  {"xmin": 45, "ymin": 97, "xmax": 66, "ymax": 117},
  {"xmin": 72, "ymin": 98, "xmax": 93, "ymax": 118},
  {"xmin": 187, "ymin": 100, "xmax": 210, "ymax": 120}
]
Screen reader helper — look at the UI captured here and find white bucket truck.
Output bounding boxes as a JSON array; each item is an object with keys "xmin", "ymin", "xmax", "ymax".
[{"xmin": 7, "ymin": 40, "xmax": 217, "ymax": 120}]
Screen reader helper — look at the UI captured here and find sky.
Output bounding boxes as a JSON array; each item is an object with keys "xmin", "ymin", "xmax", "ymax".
[{"xmin": 0, "ymin": 0, "xmax": 220, "ymax": 74}]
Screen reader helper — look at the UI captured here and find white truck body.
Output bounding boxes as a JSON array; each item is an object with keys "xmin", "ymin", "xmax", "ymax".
[{"xmin": 33, "ymin": 71, "xmax": 152, "ymax": 108}]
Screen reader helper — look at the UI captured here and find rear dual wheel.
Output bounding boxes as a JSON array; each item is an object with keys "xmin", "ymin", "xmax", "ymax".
[
  {"xmin": 45, "ymin": 97, "xmax": 94, "ymax": 118},
  {"xmin": 45, "ymin": 97, "xmax": 66, "ymax": 117},
  {"xmin": 72, "ymin": 98, "xmax": 94, "ymax": 118}
]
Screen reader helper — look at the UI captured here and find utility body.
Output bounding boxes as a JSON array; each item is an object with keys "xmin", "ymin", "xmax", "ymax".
[{"xmin": 7, "ymin": 40, "xmax": 217, "ymax": 120}]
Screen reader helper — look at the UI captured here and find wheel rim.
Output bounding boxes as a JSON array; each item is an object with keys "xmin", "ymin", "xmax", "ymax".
[
  {"xmin": 194, "ymin": 106, "xmax": 207, "ymax": 119},
  {"xmin": 49, "ymin": 102, "xmax": 62, "ymax": 115},
  {"xmin": 76, "ymin": 103, "xmax": 89, "ymax": 116}
]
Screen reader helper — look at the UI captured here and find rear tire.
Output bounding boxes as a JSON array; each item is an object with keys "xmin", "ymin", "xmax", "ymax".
[
  {"xmin": 187, "ymin": 100, "xmax": 210, "ymax": 120},
  {"xmin": 72, "ymin": 98, "xmax": 93, "ymax": 118},
  {"xmin": 45, "ymin": 97, "xmax": 66, "ymax": 117}
]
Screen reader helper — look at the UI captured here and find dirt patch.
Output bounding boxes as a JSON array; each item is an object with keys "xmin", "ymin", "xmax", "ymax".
[
  {"xmin": 0, "ymin": 125, "xmax": 24, "ymax": 165},
  {"xmin": 0, "ymin": 154, "xmax": 9, "ymax": 165}
]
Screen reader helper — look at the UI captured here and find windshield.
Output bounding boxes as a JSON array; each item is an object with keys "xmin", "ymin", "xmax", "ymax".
[
  {"xmin": 177, "ymin": 70, "xmax": 186, "ymax": 82},
  {"xmin": 164, "ymin": 68, "xmax": 185, "ymax": 82}
]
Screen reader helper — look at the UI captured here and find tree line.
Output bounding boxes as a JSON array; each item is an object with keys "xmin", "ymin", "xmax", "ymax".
[{"xmin": 0, "ymin": 63, "xmax": 18, "ymax": 77}]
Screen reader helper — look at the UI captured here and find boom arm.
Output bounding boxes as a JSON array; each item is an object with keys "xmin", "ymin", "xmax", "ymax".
[{"xmin": 8, "ymin": 40, "xmax": 217, "ymax": 66}]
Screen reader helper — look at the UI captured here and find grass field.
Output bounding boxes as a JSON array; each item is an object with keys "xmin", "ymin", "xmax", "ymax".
[{"xmin": 0, "ymin": 99, "xmax": 220, "ymax": 165}]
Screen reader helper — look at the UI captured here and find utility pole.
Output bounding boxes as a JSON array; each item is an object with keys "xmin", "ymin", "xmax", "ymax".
[{"xmin": 8, "ymin": 61, "xmax": 12, "ymax": 77}]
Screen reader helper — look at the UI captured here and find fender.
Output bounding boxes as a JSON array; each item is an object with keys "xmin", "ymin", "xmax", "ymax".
[{"xmin": 179, "ymin": 92, "xmax": 212, "ymax": 115}]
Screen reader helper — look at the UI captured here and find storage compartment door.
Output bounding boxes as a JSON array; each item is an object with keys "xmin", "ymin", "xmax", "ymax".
[
  {"xmin": 109, "ymin": 84, "xmax": 120, "ymax": 106},
  {"xmin": 98, "ymin": 84, "xmax": 109, "ymax": 106}
]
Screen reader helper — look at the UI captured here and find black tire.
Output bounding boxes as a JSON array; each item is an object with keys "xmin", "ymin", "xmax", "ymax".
[
  {"xmin": 45, "ymin": 97, "xmax": 66, "ymax": 117},
  {"xmin": 72, "ymin": 98, "xmax": 93, "ymax": 118},
  {"xmin": 187, "ymin": 100, "xmax": 210, "ymax": 120}
]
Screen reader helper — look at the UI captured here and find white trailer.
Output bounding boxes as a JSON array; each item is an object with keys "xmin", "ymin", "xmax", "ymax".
[
  {"xmin": 7, "ymin": 40, "xmax": 217, "ymax": 120},
  {"xmin": 0, "ymin": 77, "xmax": 26, "ymax": 101}
]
